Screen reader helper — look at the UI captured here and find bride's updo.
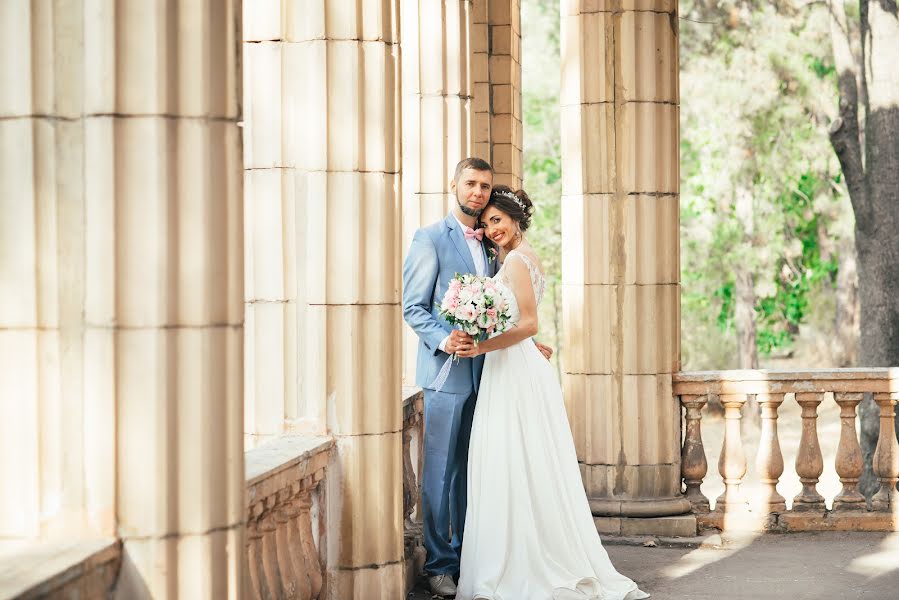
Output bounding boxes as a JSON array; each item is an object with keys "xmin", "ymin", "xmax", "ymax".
[{"xmin": 487, "ymin": 185, "xmax": 535, "ymax": 231}]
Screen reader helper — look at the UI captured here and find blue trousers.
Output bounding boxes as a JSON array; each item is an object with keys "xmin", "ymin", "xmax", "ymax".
[{"xmin": 421, "ymin": 388, "xmax": 477, "ymax": 576}]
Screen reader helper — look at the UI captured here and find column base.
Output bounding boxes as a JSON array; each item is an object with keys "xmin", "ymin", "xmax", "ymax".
[
  {"xmin": 595, "ymin": 514, "xmax": 698, "ymax": 537},
  {"xmin": 329, "ymin": 562, "xmax": 405, "ymax": 600},
  {"xmin": 589, "ymin": 496, "xmax": 693, "ymax": 518}
]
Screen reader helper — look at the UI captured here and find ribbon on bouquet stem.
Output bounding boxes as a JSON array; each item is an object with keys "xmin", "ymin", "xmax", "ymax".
[
  {"xmin": 429, "ymin": 354, "xmax": 456, "ymax": 392},
  {"xmin": 429, "ymin": 335, "xmax": 481, "ymax": 392}
]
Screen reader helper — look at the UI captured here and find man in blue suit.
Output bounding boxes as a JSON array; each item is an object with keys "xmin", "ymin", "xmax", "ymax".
[{"xmin": 403, "ymin": 157, "xmax": 551, "ymax": 597}]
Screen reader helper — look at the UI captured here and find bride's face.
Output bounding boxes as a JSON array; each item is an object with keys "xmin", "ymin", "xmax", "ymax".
[{"xmin": 481, "ymin": 205, "xmax": 517, "ymax": 249}]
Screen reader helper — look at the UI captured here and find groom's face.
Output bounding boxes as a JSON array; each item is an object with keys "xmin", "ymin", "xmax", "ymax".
[{"xmin": 451, "ymin": 168, "xmax": 493, "ymax": 216}]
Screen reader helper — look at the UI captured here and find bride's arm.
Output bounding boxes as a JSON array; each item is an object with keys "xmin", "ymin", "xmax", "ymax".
[{"xmin": 456, "ymin": 257, "xmax": 537, "ymax": 357}]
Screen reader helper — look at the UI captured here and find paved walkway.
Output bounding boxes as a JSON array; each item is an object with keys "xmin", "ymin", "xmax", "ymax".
[{"xmin": 409, "ymin": 532, "xmax": 899, "ymax": 599}]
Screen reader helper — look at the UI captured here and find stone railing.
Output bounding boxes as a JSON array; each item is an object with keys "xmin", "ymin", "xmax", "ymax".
[
  {"xmin": 677, "ymin": 369, "xmax": 899, "ymax": 531},
  {"xmin": 0, "ymin": 539, "xmax": 120, "ymax": 599},
  {"xmin": 245, "ymin": 436, "xmax": 333, "ymax": 599},
  {"xmin": 402, "ymin": 386, "xmax": 426, "ymax": 592}
]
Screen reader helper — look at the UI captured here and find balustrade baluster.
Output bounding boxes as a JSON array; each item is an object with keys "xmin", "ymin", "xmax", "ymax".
[
  {"xmin": 297, "ymin": 492, "xmax": 323, "ymax": 598},
  {"xmin": 285, "ymin": 487, "xmax": 312, "ymax": 600},
  {"xmin": 833, "ymin": 392, "xmax": 866, "ymax": 511},
  {"xmin": 680, "ymin": 394, "xmax": 709, "ymax": 512},
  {"xmin": 274, "ymin": 498, "xmax": 301, "ymax": 599},
  {"xmin": 403, "ymin": 422, "xmax": 416, "ymax": 526},
  {"xmin": 246, "ymin": 508, "xmax": 266, "ymax": 599},
  {"xmin": 259, "ymin": 505, "xmax": 284, "ymax": 598},
  {"xmin": 755, "ymin": 393, "xmax": 786, "ymax": 512},
  {"xmin": 792, "ymin": 392, "xmax": 825, "ymax": 511},
  {"xmin": 716, "ymin": 394, "xmax": 748, "ymax": 511},
  {"xmin": 872, "ymin": 393, "xmax": 899, "ymax": 511}
]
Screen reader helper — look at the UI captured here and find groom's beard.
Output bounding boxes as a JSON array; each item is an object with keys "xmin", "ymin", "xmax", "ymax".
[{"xmin": 456, "ymin": 197, "xmax": 482, "ymax": 218}]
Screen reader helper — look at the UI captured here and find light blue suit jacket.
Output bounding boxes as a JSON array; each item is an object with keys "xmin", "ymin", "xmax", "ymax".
[{"xmin": 403, "ymin": 214, "xmax": 498, "ymax": 395}]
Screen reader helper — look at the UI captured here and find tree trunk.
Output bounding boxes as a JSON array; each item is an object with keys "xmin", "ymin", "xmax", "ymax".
[
  {"xmin": 833, "ymin": 234, "xmax": 859, "ymax": 367},
  {"xmin": 734, "ymin": 269, "xmax": 758, "ymax": 370},
  {"xmin": 829, "ymin": 0, "xmax": 899, "ymax": 498},
  {"xmin": 734, "ymin": 189, "xmax": 760, "ymax": 428}
]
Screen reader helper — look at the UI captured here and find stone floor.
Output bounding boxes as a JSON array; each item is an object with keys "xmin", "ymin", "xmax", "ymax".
[{"xmin": 409, "ymin": 532, "xmax": 899, "ymax": 599}]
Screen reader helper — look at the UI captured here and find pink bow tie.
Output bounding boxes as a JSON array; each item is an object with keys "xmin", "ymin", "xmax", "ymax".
[{"xmin": 463, "ymin": 225, "xmax": 484, "ymax": 241}]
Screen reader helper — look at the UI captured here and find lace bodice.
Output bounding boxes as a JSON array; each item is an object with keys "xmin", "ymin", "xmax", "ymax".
[{"xmin": 495, "ymin": 249, "xmax": 546, "ymax": 306}]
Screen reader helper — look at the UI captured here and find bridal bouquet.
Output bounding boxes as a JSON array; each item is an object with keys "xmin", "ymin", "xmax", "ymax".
[
  {"xmin": 430, "ymin": 273, "xmax": 513, "ymax": 391},
  {"xmin": 438, "ymin": 273, "xmax": 514, "ymax": 340}
]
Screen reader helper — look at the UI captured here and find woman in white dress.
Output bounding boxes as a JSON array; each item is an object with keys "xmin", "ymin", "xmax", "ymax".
[{"xmin": 454, "ymin": 187, "xmax": 650, "ymax": 600}]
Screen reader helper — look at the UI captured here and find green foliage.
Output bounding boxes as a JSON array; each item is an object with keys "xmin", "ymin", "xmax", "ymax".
[
  {"xmin": 520, "ymin": 0, "xmax": 855, "ymax": 370},
  {"xmin": 679, "ymin": 0, "xmax": 853, "ymax": 368},
  {"xmin": 521, "ymin": 0, "xmax": 563, "ymax": 368}
]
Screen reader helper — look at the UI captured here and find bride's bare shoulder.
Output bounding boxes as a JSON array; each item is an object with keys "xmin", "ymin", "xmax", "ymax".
[{"xmin": 508, "ymin": 248, "xmax": 544, "ymax": 276}]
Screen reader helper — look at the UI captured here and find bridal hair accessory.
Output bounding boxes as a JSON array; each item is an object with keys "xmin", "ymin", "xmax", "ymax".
[
  {"xmin": 496, "ymin": 189, "xmax": 527, "ymax": 212},
  {"xmin": 430, "ymin": 273, "xmax": 514, "ymax": 392}
]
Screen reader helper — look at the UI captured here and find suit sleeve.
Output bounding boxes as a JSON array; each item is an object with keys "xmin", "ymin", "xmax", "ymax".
[{"xmin": 403, "ymin": 229, "xmax": 452, "ymax": 356}]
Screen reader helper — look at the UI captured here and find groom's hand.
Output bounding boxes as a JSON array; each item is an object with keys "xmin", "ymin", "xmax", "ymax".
[
  {"xmin": 535, "ymin": 341, "xmax": 554, "ymax": 361},
  {"xmin": 446, "ymin": 330, "xmax": 474, "ymax": 354}
]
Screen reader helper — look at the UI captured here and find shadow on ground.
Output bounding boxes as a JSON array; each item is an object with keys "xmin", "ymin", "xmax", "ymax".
[{"xmin": 409, "ymin": 532, "xmax": 899, "ymax": 599}]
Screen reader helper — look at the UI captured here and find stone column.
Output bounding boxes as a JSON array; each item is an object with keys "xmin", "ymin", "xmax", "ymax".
[
  {"xmin": 471, "ymin": 0, "xmax": 523, "ymax": 189},
  {"xmin": 243, "ymin": 2, "xmax": 305, "ymax": 444},
  {"xmin": 560, "ymin": 0, "xmax": 691, "ymax": 525},
  {"xmin": 401, "ymin": 0, "xmax": 472, "ymax": 382},
  {"xmin": 106, "ymin": 4, "xmax": 245, "ymax": 598},
  {"xmin": 0, "ymin": 2, "xmax": 118, "ymax": 540},
  {"xmin": 487, "ymin": 0, "xmax": 523, "ymax": 189},
  {"xmin": 289, "ymin": 3, "xmax": 405, "ymax": 597},
  {"xmin": 1, "ymin": 2, "xmax": 246, "ymax": 597}
]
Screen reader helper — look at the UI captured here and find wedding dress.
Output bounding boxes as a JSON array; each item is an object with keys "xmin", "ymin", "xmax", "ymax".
[{"xmin": 457, "ymin": 250, "xmax": 643, "ymax": 600}]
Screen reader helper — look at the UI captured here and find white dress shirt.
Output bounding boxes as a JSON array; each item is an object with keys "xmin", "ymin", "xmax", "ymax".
[{"xmin": 439, "ymin": 214, "xmax": 486, "ymax": 352}]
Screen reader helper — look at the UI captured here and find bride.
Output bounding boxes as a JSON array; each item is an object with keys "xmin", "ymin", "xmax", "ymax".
[{"xmin": 454, "ymin": 187, "xmax": 650, "ymax": 600}]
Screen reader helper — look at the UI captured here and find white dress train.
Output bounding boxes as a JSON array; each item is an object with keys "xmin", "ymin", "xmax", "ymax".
[{"xmin": 457, "ymin": 251, "xmax": 640, "ymax": 600}]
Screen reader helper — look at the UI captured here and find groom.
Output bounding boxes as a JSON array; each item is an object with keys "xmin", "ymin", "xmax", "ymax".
[{"xmin": 402, "ymin": 157, "xmax": 551, "ymax": 597}]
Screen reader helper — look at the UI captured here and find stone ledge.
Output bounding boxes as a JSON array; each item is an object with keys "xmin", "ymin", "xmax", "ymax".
[
  {"xmin": 600, "ymin": 530, "xmax": 725, "ymax": 549},
  {"xmin": 673, "ymin": 367, "xmax": 899, "ymax": 395},
  {"xmin": 246, "ymin": 434, "xmax": 333, "ymax": 487},
  {"xmin": 698, "ymin": 509, "xmax": 899, "ymax": 532},
  {"xmin": 0, "ymin": 539, "xmax": 120, "ymax": 600},
  {"xmin": 595, "ymin": 514, "xmax": 698, "ymax": 537}
]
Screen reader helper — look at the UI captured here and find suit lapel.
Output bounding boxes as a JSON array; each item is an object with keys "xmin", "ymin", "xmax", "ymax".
[{"xmin": 445, "ymin": 214, "xmax": 478, "ymax": 275}]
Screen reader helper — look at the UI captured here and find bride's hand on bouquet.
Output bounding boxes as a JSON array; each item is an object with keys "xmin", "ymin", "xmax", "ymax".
[
  {"xmin": 455, "ymin": 339, "xmax": 483, "ymax": 358},
  {"xmin": 446, "ymin": 330, "xmax": 474, "ymax": 355}
]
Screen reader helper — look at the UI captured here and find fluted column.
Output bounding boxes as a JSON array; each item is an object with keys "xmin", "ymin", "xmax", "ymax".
[
  {"xmin": 470, "ymin": 0, "xmax": 523, "ymax": 189},
  {"xmin": 401, "ymin": 0, "xmax": 472, "ymax": 383},
  {"xmin": 243, "ymin": 2, "xmax": 314, "ymax": 442},
  {"xmin": 278, "ymin": 4, "xmax": 405, "ymax": 597},
  {"xmin": 560, "ymin": 0, "xmax": 688, "ymax": 518},
  {"xmin": 1, "ymin": 5, "xmax": 245, "ymax": 597},
  {"xmin": 0, "ymin": 2, "xmax": 118, "ymax": 539},
  {"xmin": 109, "ymin": 4, "xmax": 245, "ymax": 597}
]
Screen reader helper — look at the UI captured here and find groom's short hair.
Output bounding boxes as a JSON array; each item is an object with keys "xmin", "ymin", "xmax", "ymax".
[{"xmin": 453, "ymin": 157, "xmax": 493, "ymax": 183}]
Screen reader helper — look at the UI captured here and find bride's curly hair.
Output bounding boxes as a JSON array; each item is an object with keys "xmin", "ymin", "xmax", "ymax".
[{"xmin": 484, "ymin": 185, "xmax": 535, "ymax": 231}]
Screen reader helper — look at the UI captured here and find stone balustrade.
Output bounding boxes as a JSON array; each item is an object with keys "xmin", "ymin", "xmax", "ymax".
[
  {"xmin": 403, "ymin": 387, "xmax": 427, "ymax": 592},
  {"xmin": 2, "ymin": 388, "xmax": 424, "ymax": 600},
  {"xmin": 245, "ymin": 436, "xmax": 333, "ymax": 600},
  {"xmin": 241, "ymin": 387, "xmax": 424, "ymax": 599},
  {"xmin": 676, "ymin": 369, "xmax": 899, "ymax": 531}
]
